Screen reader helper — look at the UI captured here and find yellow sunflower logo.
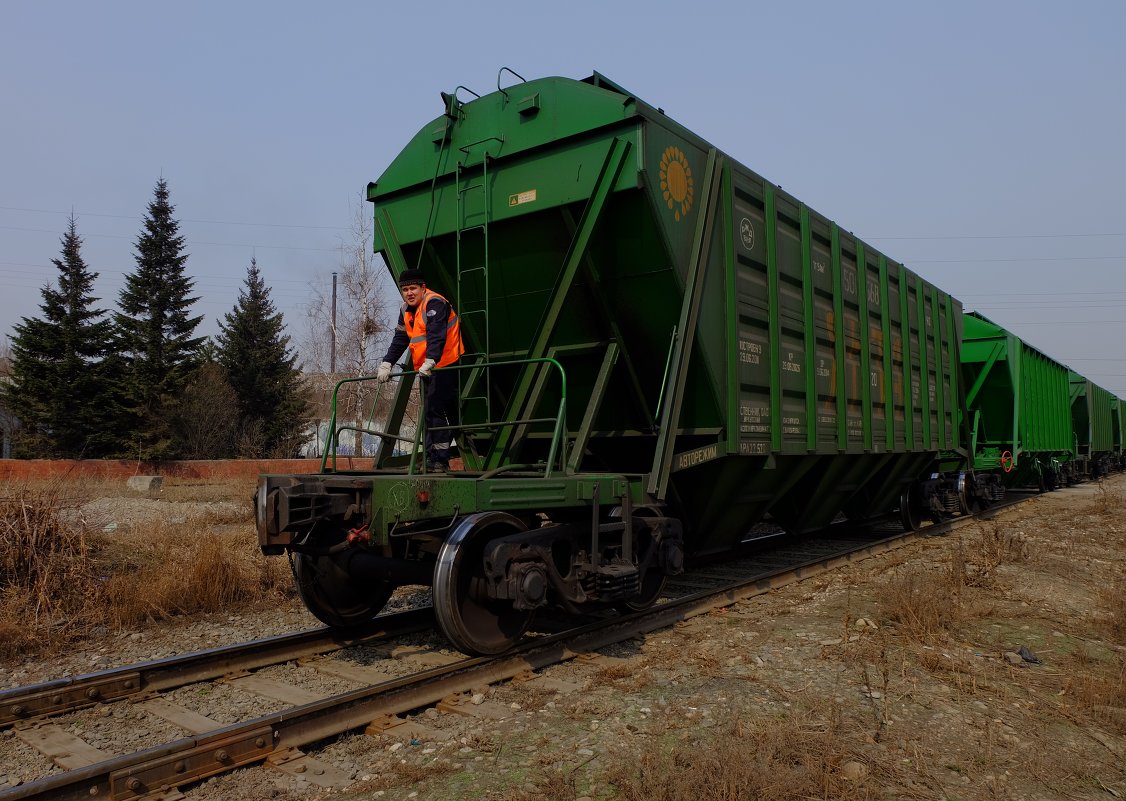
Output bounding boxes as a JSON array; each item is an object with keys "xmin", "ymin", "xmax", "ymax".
[{"xmin": 659, "ymin": 145, "xmax": 695, "ymax": 222}]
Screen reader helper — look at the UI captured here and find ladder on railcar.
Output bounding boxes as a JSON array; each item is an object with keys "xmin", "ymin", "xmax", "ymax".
[{"xmin": 454, "ymin": 139, "xmax": 502, "ymax": 468}]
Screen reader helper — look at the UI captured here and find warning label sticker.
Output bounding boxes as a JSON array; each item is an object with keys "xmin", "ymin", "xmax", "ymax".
[{"xmin": 508, "ymin": 189, "xmax": 537, "ymax": 207}]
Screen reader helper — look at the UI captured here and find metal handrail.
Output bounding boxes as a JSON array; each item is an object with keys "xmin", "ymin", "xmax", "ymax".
[
  {"xmin": 496, "ymin": 67, "xmax": 527, "ymax": 103},
  {"xmin": 321, "ymin": 357, "xmax": 569, "ymax": 477}
]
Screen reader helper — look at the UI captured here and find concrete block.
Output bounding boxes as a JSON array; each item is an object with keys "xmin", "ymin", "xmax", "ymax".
[{"xmin": 126, "ymin": 475, "xmax": 162, "ymax": 493}]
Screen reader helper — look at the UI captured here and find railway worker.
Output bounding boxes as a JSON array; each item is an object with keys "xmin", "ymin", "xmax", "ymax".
[{"xmin": 375, "ymin": 269, "xmax": 464, "ymax": 472}]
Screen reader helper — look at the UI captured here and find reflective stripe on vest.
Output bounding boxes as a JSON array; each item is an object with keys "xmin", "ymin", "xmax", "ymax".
[{"xmin": 403, "ymin": 289, "xmax": 464, "ymax": 370}]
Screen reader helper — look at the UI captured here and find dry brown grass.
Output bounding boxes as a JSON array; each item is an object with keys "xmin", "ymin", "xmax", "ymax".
[
  {"xmin": 490, "ymin": 766, "xmax": 580, "ymax": 801},
  {"xmin": 605, "ymin": 709, "xmax": 872, "ymax": 801},
  {"xmin": 0, "ymin": 484, "xmax": 101, "ymax": 655},
  {"xmin": 1093, "ymin": 481, "xmax": 1122, "ymax": 516},
  {"xmin": 1099, "ymin": 580, "xmax": 1126, "ymax": 643},
  {"xmin": 98, "ymin": 525, "xmax": 291, "ymax": 627},
  {"xmin": 878, "ymin": 521, "xmax": 1032, "ymax": 643},
  {"xmin": 1067, "ymin": 659, "xmax": 1126, "ymax": 734},
  {"xmin": 917, "ymin": 648, "xmax": 979, "ymax": 677},
  {"xmin": 592, "ymin": 661, "xmax": 637, "ymax": 681},
  {"xmin": 345, "ymin": 758, "xmax": 457, "ymax": 795},
  {"xmin": 876, "ymin": 565, "xmax": 962, "ymax": 642},
  {"xmin": 0, "ymin": 481, "xmax": 290, "ymax": 658}
]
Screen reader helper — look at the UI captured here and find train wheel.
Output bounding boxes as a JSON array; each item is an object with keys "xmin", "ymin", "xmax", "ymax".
[
  {"xmin": 293, "ymin": 553, "xmax": 395, "ymax": 628},
  {"xmin": 433, "ymin": 512, "xmax": 533, "ymax": 655},
  {"xmin": 616, "ymin": 521, "xmax": 668, "ymax": 614},
  {"xmin": 899, "ymin": 486, "xmax": 923, "ymax": 532},
  {"xmin": 617, "ymin": 568, "xmax": 667, "ymax": 614},
  {"xmin": 957, "ymin": 473, "xmax": 974, "ymax": 515},
  {"xmin": 611, "ymin": 506, "xmax": 668, "ymax": 614}
]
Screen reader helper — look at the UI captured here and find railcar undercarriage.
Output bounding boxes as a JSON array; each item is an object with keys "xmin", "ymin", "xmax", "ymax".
[{"xmin": 257, "ymin": 472, "xmax": 684, "ymax": 655}]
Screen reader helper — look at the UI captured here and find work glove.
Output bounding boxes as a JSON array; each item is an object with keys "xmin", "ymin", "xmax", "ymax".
[
  {"xmin": 418, "ymin": 358, "xmax": 436, "ymax": 378},
  {"xmin": 375, "ymin": 361, "xmax": 393, "ymax": 383}
]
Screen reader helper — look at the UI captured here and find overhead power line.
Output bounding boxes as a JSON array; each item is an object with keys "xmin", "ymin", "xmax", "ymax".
[
  {"xmin": 1000, "ymin": 320, "xmax": 1126, "ymax": 325},
  {"xmin": 0, "ymin": 225, "xmax": 341, "ymax": 252},
  {"xmin": 6, "ymin": 203, "xmax": 1126, "ymax": 241},
  {"xmin": 910, "ymin": 256, "xmax": 1123, "ymax": 264},
  {"xmin": 0, "ymin": 262, "xmax": 318, "ymax": 284},
  {"xmin": 960, "ymin": 290, "xmax": 1126, "ymax": 297},
  {"xmin": 0, "ymin": 204, "xmax": 350, "ymax": 231},
  {"xmin": 870, "ymin": 233, "xmax": 1126, "ymax": 241}
]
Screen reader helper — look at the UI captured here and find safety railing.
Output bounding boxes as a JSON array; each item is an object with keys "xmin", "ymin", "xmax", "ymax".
[{"xmin": 320, "ymin": 357, "xmax": 569, "ymax": 478}]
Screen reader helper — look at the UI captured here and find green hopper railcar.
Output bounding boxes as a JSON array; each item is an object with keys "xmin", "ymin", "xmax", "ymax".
[
  {"xmin": 958, "ymin": 312, "xmax": 1076, "ymax": 490},
  {"xmin": 1113, "ymin": 397, "xmax": 1126, "ymax": 466},
  {"xmin": 257, "ymin": 72, "xmax": 963, "ymax": 655},
  {"xmin": 1070, "ymin": 372, "xmax": 1116, "ymax": 476}
]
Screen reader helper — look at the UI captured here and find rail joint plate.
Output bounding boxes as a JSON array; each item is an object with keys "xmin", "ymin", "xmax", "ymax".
[
  {"xmin": 108, "ymin": 725, "xmax": 274, "ymax": 799},
  {"xmin": 2, "ymin": 671, "xmax": 142, "ymax": 726}
]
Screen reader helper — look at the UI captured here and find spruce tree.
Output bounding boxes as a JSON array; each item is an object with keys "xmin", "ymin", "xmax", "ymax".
[
  {"xmin": 7, "ymin": 216, "xmax": 115, "ymax": 457},
  {"xmin": 215, "ymin": 257, "xmax": 308, "ymax": 457},
  {"xmin": 114, "ymin": 178, "xmax": 204, "ymax": 458}
]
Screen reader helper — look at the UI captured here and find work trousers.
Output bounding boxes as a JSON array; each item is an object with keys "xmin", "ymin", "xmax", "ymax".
[{"xmin": 423, "ymin": 367, "xmax": 458, "ymax": 466}]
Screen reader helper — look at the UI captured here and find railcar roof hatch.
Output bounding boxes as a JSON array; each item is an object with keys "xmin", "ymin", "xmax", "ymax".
[{"xmin": 582, "ymin": 72, "xmax": 637, "ymax": 100}]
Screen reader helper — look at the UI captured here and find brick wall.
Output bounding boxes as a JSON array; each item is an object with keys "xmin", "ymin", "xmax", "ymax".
[{"xmin": 0, "ymin": 458, "xmax": 342, "ymax": 482}]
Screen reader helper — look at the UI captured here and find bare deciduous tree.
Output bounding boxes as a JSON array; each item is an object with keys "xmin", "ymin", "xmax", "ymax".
[
  {"xmin": 0, "ymin": 338, "xmax": 18, "ymax": 459},
  {"xmin": 303, "ymin": 200, "xmax": 399, "ymax": 455},
  {"xmin": 176, "ymin": 361, "xmax": 240, "ymax": 459}
]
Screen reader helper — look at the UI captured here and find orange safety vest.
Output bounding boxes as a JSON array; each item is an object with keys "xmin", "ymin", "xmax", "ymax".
[{"xmin": 403, "ymin": 289, "xmax": 464, "ymax": 370}]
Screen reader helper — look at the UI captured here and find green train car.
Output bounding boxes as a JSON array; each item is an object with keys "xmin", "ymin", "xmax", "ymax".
[
  {"xmin": 1071, "ymin": 372, "xmax": 1116, "ymax": 476},
  {"xmin": 255, "ymin": 72, "xmax": 1105, "ymax": 655},
  {"xmin": 1114, "ymin": 397, "xmax": 1126, "ymax": 468},
  {"xmin": 958, "ymin": 313, "xmax": 1075, "ymax": 490}
]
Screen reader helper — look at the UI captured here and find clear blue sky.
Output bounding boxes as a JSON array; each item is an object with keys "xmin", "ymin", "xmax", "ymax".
[{"xmin": 3, "ymin": 1, "xmax": 1125, "ymax": 393}]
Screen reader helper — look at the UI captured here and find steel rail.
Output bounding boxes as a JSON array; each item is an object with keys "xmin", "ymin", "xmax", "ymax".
[
  {"xmin": 0, "ymin": 495, "xmax": 1035, "ymax": 801},
  {"xmin": 0, "ymin": 608, "xmax": 434, "ymax": 730}
]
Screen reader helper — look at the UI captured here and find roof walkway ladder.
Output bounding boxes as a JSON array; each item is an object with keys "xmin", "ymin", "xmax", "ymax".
[{"xmin": 455, "ymin": 137, "xmax": 502, "ymax": 469}]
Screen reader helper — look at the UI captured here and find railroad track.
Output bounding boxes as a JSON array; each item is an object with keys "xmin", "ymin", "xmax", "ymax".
[
  {"xmin": 0, "ymin": 495, "xmax": 1030, "ymax": 801},
  {"xmin": 0, "ymin": 611, "xmax": 435, "ymax": 730}
]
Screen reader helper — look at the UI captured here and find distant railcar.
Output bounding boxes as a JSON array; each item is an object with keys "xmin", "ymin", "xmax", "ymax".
[
  {"xmin": 1071, "ymin": 372, "xmax": 1117, "ymax": 476},
  {"xmin": 958, "ymin": 313, "xmax": 1077, "ymax": 490}
]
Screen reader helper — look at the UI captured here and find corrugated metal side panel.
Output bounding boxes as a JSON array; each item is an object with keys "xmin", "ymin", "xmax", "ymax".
[
  {"xmin": 1018, "ymin": 343, "xmax": 1072, "ymax": 453},
  {"xmin": 727, "ymin": 169, "xmax": 958, "ymax": 458},
  {"xmin": 1070, "ymin": 373, "xmax": 1090, "ymax": 449},
  {"xmin": 730, "ymin": 177, "xmax": 772, "ymax": 455},
  {"xmin": 864, "ymin": 250, "xmax": 888, "ymax": 449},
  {"xmin": 1089, "ymin": 382, "xmax": 1114, "ymax": 452},
  {"xmin": 1112, "ymin": 398, "xmax": 1121, "ymax": 455}
]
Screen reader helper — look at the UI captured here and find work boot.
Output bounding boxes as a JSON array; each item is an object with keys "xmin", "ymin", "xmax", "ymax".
[{"xmin": 425, "ymin": 461, "xmax": 448, "ymax": 473}]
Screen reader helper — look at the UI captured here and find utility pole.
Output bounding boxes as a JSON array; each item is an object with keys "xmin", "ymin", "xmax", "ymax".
[{"xmin": 330, "ymin": 271, "xmax": 338, "ymax": 375}]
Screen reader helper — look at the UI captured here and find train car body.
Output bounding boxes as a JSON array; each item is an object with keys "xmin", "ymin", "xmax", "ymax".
[
  {"xmin": 1070, "ymin": 372, "xmax": 1115, "ymax": 476},
  {"xmin": 1113, "ymin": 397, "xmax": 1125, "ymax": 464},
  {"xmin": 256, "ymin": 73, "xmax": 979, "ymax": 655},
  {"xmin": 959, "ymin": 313, "xmax": 1075, "ymax": 489}
]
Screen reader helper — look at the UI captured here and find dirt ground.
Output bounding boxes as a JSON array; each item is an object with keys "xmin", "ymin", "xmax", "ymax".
[
  {"xmin": 3, "ymin": 474, "xmax": 1125, "ymax": 800},
  {"xmin": 315, "ymin": 476, "xmax": 1126, "ymax": 801}
]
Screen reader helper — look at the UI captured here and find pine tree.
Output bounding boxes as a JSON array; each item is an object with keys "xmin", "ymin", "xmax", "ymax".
[
  {"xmin": 114, "ymin": 178, "xmax": 204, "ymax": 458},
  {"xmin": 215, "ymin": 257, "xmax": 308, "ymax": 457},
  {"xmin": 7, "ymin": 216, "xmax": 116, "ymax": 457}
]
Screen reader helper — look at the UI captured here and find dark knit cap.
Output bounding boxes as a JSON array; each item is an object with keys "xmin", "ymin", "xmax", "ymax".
[{"xmin": 398, "ymin": 269, "xmax": 426, "ymax": 286}]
